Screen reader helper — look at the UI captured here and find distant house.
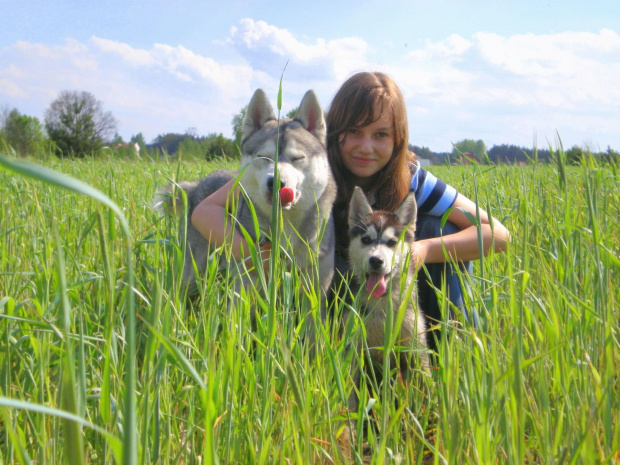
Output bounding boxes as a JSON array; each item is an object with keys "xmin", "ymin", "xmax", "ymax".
[{"xmin": 418, "ymin": 158, "xmax": 431, "ymax": 166}]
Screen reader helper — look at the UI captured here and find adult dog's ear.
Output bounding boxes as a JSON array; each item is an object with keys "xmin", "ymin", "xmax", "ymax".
[
  {"xmin": 294, "ymin": 90, "xmax": 326, "ymax": 143},
  {"xmin": 395, "ymin": 192, "xmax": 417, "ymax": 228},
  {"xmin": 242, "ymin": 89, "xmax": 276, "ymax": 143},
  {"xmin": 348, "ymin": 187, "xmax": 373, "ymax": 228}
]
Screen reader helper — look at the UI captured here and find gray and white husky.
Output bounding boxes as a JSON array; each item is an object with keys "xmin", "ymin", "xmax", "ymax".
[
  {"xmin": 347, "ymin": 186, "xmax": 428, "ymax": 410},
  {"xmin": 154, "ymin": 89, "xmax": 336, "ymax": 299}
]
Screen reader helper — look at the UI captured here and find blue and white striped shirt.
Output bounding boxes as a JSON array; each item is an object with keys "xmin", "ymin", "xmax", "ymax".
[{"xmin": 409, "ymin": 161, "xmax": 458, "ymax": 216}]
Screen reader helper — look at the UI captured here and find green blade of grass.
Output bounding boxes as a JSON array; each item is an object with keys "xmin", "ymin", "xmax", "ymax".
[
  {"xmin": 0, "ymin": 154, "xmax": 137, "ymax": 465},
  {"xmin": 0, "ymin": 397, "xmax": 122, "ymax": 460}
]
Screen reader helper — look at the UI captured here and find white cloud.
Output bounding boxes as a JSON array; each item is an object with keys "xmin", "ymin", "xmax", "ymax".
[
  {"xmin": 0, "ymin": 39, "xmax": 101, "ymax": 105},
  {"xmin": 227, "ymin": 19, "xmax": 369, "ymax": 80},
  {"xmin": 475, "ymin": 29, "xmax": 620, "ymax": 76},
  {"xmin": 398, "ymin": 29, "xmax": 620, "ymax": 148},
  {"xmin": 13, "ymin": 39, "xmax": 98, "ymax": 72},
  {"xmin": 403, "ymin": 29, "xmax": 620, "ymax": 111},
  {"xmin": 471, "ymin": 29, "xmax": 620, "ymax": 108},
  {"xmin": 0, "ymin": 36, "xmax": 284, "ymax": 142},
  {"xmin": 230, "ymin": 19, "xmax": 326, "ymax": 61},
  {"xmin": 0, "ymin": 79, "xmax": 27, "ymax": 98},
  {"xmin": 409, "ymin": 34, "xmax": 473, "ymax": 61},
  {"xmin": 0, "ymin": 22, "xmax": 618, "ymax": 151},
  {"xmin": 90, "ymin": 37, "xmax": 154, "ymax": 67},
  {"xmin": 90, "ymin": 37, "xmax": 258, "ymax": 96}
]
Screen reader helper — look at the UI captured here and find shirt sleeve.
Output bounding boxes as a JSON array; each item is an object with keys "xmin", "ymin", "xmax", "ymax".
[{"xmin": 410, "ymin": 161, "xmax": 458, "ymax": 216}]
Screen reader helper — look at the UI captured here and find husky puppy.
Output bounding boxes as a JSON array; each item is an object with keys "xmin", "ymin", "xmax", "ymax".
[
  {"xmin": 347, "ymin": 186, "xmax": 428, "ymax": 409},
  {"xmin": 154, "ymin": 89, "xmax": 336, "ymax": 299}
]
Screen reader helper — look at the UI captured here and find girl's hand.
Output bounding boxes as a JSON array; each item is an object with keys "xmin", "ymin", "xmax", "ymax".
[{"xmin": 409, "ymin": 194, "xmax": 510, "ymax": 268}]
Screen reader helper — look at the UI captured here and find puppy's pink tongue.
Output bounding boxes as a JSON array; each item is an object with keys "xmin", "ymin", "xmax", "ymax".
[
  {"xmin": 279, "ymin": 187, "xmax": 294, "ymax": 204},
  {"xmin": 366, "ymin": 273, "xmax": 387, "ymax": 297}
]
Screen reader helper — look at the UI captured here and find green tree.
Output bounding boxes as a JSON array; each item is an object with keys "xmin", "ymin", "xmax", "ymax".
[
  {"xmin": 602, "ymin": 146, "xmax": 620, "ymax": 164},
  {"xmin": 111, "ymin": 133, "xmax": 124, "ymax": 145},
  {"xmin": 205, "ymin": 133, "xmax": 238, "ymax": 160},
  {"xmin": 130, "ymin": 133, "xmax": 147, "ymax": 156},
  {"xmin": 451, "ymin": 139, "xmax": 487, "ymax": 163},
  {"xmin": 566, "ymin": 145, "xmax": 585, "ymax": 165},
  {"xmin": 1, "ymin": 108, "xmax": 46, "ymax": 157},
  {"xmin": 178, "ymin": 136, "xmax": 205, "ymax": 160},
  {"xmin": 0, "ymin": 105, "xmax": 9, "ymax": 130},
  {"xmin": 44, "ymin": 90, "xmax": 117, "ymax": 157},
  {"xmin": 151, "ymin": 133, "xmax": 187, "ymax": 156},
  {"xmin": 409, "ymin": 144, "xmax": 433, "ymax": 160},
  {"xmin": 231, "ymin": 105, "xmax": 247, "ymax": 147},
  {"xmin": 231, "ymin": 105, "xmax": 299, "ymax": 148}
]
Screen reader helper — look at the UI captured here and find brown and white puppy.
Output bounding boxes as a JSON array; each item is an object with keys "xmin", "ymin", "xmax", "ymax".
[{"xmin": 347, "ymin": 186, "xmax": 428, "ymax": 412}]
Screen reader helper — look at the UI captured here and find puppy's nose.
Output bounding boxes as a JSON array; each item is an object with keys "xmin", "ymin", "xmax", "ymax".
[{"xmin": 369, "ymin": 256, "xmax": 384, "ymax": 270}]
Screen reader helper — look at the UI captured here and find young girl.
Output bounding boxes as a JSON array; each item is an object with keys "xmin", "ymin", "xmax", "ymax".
[{"xmin": 327, "ymin": 71, "xmax": 510, "ymax": 350}]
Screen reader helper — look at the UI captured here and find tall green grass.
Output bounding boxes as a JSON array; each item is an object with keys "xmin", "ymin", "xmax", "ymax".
[{"xmin": 0, "ymin": 151, "xmax": 618, "ymax": 464}]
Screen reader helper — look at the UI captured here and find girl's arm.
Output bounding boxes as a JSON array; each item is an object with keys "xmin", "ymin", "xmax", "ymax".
[
  {"xmin": 191, "ymin": 179, "xmax": 271, "ymax": 264},
  {"xmin": 412, "ymin": 193, "xmax": 510, "ymax": 267}
]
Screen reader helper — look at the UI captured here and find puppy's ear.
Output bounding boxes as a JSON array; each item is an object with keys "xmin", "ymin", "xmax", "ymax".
[
  {"xmin": 242, "ymin": 89, "xmax": 275, "ymax": 142},
  {"xmin": 295, "ymin": 90, "xmax": 326, "ymax": 143},
  {"xmin": 349, "ymin": 187, "xmax": 373, "ymax": 227},
  {"xmin": 395, "ymin": 192, "xmax": 417, "ymax": 227}
]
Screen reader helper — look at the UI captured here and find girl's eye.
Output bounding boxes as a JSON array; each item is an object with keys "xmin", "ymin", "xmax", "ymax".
[{"xmin": 348, "ymin": 128, "xmax": 360, "ymax": 135}]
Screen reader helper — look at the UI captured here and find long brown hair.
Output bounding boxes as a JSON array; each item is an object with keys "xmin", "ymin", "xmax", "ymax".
[{"xmin": 326, "ymin": 71, "xmax": 416, "ymax": 256}]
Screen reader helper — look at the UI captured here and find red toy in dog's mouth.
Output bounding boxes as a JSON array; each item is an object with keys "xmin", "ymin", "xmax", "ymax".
[{"xmin": 279, "ymin": 187, "xmax": 295, "ymax": 204}]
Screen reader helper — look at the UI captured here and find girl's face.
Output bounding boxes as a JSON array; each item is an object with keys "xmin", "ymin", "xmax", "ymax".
[{"xmin": 338, "ymin": 107, "xmax": 395, "ymax": 187}]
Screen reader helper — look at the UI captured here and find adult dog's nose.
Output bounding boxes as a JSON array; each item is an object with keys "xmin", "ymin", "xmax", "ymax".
[{"xmin": 267, "ymin": 177, "xmax": 285, "ymax": 191}]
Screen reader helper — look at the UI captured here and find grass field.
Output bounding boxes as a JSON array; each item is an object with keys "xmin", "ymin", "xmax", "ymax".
[{"xmin": 0, "ymin": 152, "xmax": 618, "ymax": 464}]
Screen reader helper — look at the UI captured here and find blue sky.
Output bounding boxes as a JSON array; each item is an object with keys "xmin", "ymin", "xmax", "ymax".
[{"xmin": 1, "ymin": 0, "xmax": 619, "ymax": 152}]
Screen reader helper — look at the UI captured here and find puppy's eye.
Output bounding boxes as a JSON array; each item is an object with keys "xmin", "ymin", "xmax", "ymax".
[
  {"xmin": 290, "ymin": 156, "xmax": 305, "ymax": 163},
  {"xmin": 361, "ymin": 236, "xmax": 373, "ymax": 245},
  {"xmin": 386, "ymin": 239, "xmax": 398, "ymax": 247}
]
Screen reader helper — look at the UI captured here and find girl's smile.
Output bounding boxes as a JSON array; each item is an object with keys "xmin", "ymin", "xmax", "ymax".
[{"xmin": 351, "ymin": 156, "xmax": 375, "ymax": 165}]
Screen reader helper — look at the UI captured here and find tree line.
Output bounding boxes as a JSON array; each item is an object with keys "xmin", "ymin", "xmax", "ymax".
[
  {"xmin": 0, "ymin": 90, "xmax": 240, "ymax": 160},
  {"xmin": 413, "ymin": 139, "xmax": 619, "ymax": 165},
  {"xmin": 2, "ymin": 90, "xmax": 618, "ymax": 164}
]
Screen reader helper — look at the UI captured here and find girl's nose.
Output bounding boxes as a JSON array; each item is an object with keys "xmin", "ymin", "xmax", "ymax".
[{"xmin": 359, "ymin": 135, "xmax": 373, "ymax": 154}]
